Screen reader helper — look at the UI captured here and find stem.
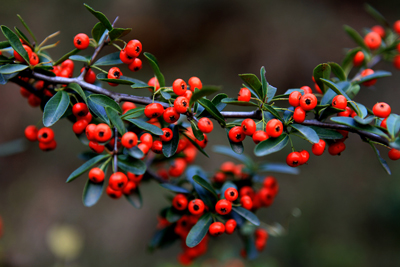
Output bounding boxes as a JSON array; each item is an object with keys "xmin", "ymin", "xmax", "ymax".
[{"xmin": 113, "ymin": 127, "xmax": 118, "ymax": 173}]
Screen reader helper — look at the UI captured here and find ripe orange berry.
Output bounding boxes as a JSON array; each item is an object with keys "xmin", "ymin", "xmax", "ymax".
[
  {"xmin": 125, "ymin": 39, "xmax": 142, "ymax": 58},
  {"xmin": 225, "ymin": 219, "xmax": 237, "ymax": 235},
  {"xmin": 106, "ymin": 186, "xmax": 123, "ymax": 199},
  {"xmin": 81, "ymin": 68, "xmax": 96, "ymax": 84},
  {"xmin": 29, "ymin": 52, "xmax": 39, "ymax": 66},
  {"xmin": 312, "ymin": 139, "xmax": 326, "ymax": 156},
  {"xmin": 188, "ymin": 199, "xmax": 205, "ymax": 215},
  {"xmin": 286, "ymin": 152, "xmax": 301, "ymax": 167},
  {"xmin": 89, "ymin": 141, "xmax": 105, "ymax": 153},
  {"xmin": 13, "ymin": 44, "xmax": 32, "ymax": 62},
  {"xmin": 197, "ymin": 117, "xmax": 213, "ymax": 133},
  {"xmin": 300, "ymin": 86, "xmax": 312, "ymax": 94},
  {"xmin": 224, "ymin": 187, "xmax": 238, "ymax": 202},
  {"xmin": 228, "ymin": 126, "xmax": 245, "ymax": 143},
  {"xmin": 28, "ymin": 94, "xmax": 41, "ymax": 107},
  {"xmin": 172, "ymin": 78, "xmax": 187, "ymax": 96},
  {"xmin": 38, "ymin": 140, "xmax": 57, "ymax": 151},
  {"xmin": 393, "ymin": 20, "xmax": 400, "ymax": 35},
  {"xmin": 25, "ymin": 125, "xmax": 38, "ymax": 142},
  {"xmin": 144, "ymin": 103, "xmax": 164, "ymax": 118},
  {"xmin": 293, "ymin": 106, "xmax": 306, "ymax": 123},
  {"xmin": 338, "ymin": 106, "xmax": 352, "ymax": 117},
  {"xmin": 121, "ymin": 132, "xmax": 138, "ymax": 149},
  {"xmin": 73, "ymin": 33, "xmax": 90, "ymax": 50},
  {"xmin": 161, "ymin": 128, "xmax": 173, "ymax": 142},
  {"xmin": 128, "ymin": 58, "xmax": 142, "ymax": 72},
  {"xmin": 72, "ymin": 120, "xmax": 89, "ymax": 134},
  {"xmin": 332, "ymin": 95, "xmax": 347, "ymax": 110},
  {"xmin": 163, "ymin": 107, "xmax": 180, "ymax": 123},
  {"xmin": 37, "ymin": 127, "xmax": 55, "ymax": 143},
  {"xmin": 238, "ymin": 88, "xmax": 251, "ymax": 102},
  {"xmin": 241, "ymin": 118, "xmax": 256, "ymax": 136},
  {"xmin": 183, "ymin": 90, "xmax": 193, "ymax": 102},
  {"xmin": 140, "ymin": 133, "xmax": 153, "ymax": 148},
  {"xmin": 88, "ymin": 167, "xmax": 105, "ymax": 183},
  {"xmin": 85, "ymin": 124, "xmax": 97, "ymax": 141},
  {"xmin": 195, "ymin": 134, "xmax": 208, "ymax": 149},
  {"xmin": 209, "ymin": 222, "xmax": 225, "ymax": 236},
  {"xmin": 289, "ymin": 91, "xmax": 302, "ymax": 107},
  {"xmin": 20, "ymin": 87, "xmax": 31, "ymax": 98},
  {"xmin": 240, "ymin": 195, "xmax": 253, "ymax": 210},
  {"xmin": 252, "ymin": 130, "xmax": 269, "ymax": 144},
  {"xmin": 360, "ymin": 69, "xmax": 376, "ymax": 86},
  {"xmin": 148, "ymin": 77, "xmax": 160, "ymax": 91},
  {"xmin": 328, "ymin": 141, "xmax": 346, "ymax": 156},
  {"xmin": 258, "ymin": 188, "xmax": 275, "ymax": 206},
  {"xmin": 215, "ymin": 199, "xmax": 232, "ymax": 215},
  {"xmin": 298, "ymin": 150, "xmax": 310, "ymax": 165},
  {"xmin": 122, "ymin": 181, "xmax": 137, "ymax": 195},
  {"xmin": 299, "ymin": 93, "xmax": 318, "ymax": 111},
  {"xmin": 364, "ymin": 31, "xmax": 381, "ymax": 50},
  {"xmin": 95, "ymin": 123, "xmax": 112, "ymax": 142},
  {"xmin": 371, "ymin": 25, "xmax": 385, "ymax": 38},
  {"xmin": 151, "ymin": 141, "xmax": 163, "ymax": 153},
  {"xmin": 188, "ymin": 77, "xmax": 202, "ymax": 91},
  {"xmin": 393, "ymin": 55, "xmax": 400, "ymax": 70},
  {"xmin": 353, "ymin": 51, "xmax": 365, "ymax": 67},
  {"xmin": 266, "ymin": 119, "xmax": 283, "ymax": 138},
  {"xmin": 107, "ymin": 67, "xmax": 122, "ymax": 80},
  {"xmin": 109, "ymin": 172, "xmax": 128, "ymax": 191},
  {"xmin": 72, "ymin": 103, "xmax": 89, "ymax": 117},
  {"xmin": 169, "ymin": 158, "xmax": 187, "ymax": 177},
  {"xmin": 122, "ymin": 102, "xmax": 136, "ymax": 112},
  {"xmin": 174, "ymin": 96, "xmax": 189, "ymax": 113},
  {"xmin": 172, "ymin": 194, "xmax": 188, "ymax": 210},
  {"xmin": 119, "ymin": 49, "xmax": 135, "ymax": 64},
  {"xmin": 388, "ymin": 148, "xmax": 400, "ymax": 160},
  {"xmin": 372, "ymin": 102, "xmax": 391, "ymax": 118}
]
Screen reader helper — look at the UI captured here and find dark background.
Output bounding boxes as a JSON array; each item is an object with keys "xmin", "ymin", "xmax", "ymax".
[{"xmin": 0, "ymin": 0, "xmax": 400, "ymax": 266}]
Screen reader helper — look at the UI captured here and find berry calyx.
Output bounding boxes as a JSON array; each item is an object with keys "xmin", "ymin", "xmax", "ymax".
[
  {"xmin": 73, "ymin": 33, "xmax": 90, "ymax": 50},
  {"xmin": 163, "ymin": 107, "xmax": 180, "ymax": 123},
  {"xmin": 95, "ymin": 123, "xmax": 112, "ymax": 142},
  {"xmin": 37, "ymin": 127, "xmax": 55, "ymax": 143},
  {"xmin": 174, "ymin": 96, "xmax": 189, "ymax": 113},
  {"xmin": 125, "ymin": 39, "xmax": 142, "ymax": 58}
]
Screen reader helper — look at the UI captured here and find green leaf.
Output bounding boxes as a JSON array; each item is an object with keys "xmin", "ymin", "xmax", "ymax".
[
  {"xmin": 353, "ymin": 70, "xmax": 391, "ymax": 85},
  {"xmin": 225, "ymin": 128, "xmax": 244, "ymax": 154},
  {"xmin": 67, "ymin": 83, "xmax": 87, "ymax": 104},
  {"xmin": 121, "ymin": 107, "xmax": 145, "ymax": 119},
  {"xmin": 166, "ymin": 208, "xmax": 182, "ymax": 223},
  {"xmin": 14, "ymin": 27, "xmax": 31, "ymax": 47},
  {"xmin": 160, "ymin": 90, "xmax": 171, "ymax": 100},
  {"xmin": 186, "ymin": 166, "xmax": 216, "ymax": 207},
  {"xmin": 364, "ymin": 4, "xmax": 390, "ymax": 27},
  {"xmin": 118, "ymin": 155, "xmax": 147, "ymax": 175},
  {"xmin": 263, "ymin": 104, "xmax": 282, "ymax": 120},
  {"xmin": 16, "ymin": 14, "xmax": 37, "ymax": 43},
  {"xmin": 341, "ymin": 48, "xmax": 361, "ymax": 74},
  {"xmin": 266, "ymin": 84, "xmax": 277, "ymax": 103},
  {"xmin": 291, "ymin": 124, "xmax": 319, "ymax": 144},
  {"xmin": 221, "ymin": 98, "xmax": 259, "ymax": 107},
  {"xmin": 353, "ymin": 116, "xmax": 375, "ymax": 125},
  {"xmin": 313, "ymin": 63, "xmax": 331, "ymax": 94},
  {"xmin": 53, "ymin": 48, "xmax": 80, "ymax": 66},
  {"xmin": 330, "ymin": 117, "xmax": 387, "ymax": 137},
  {"xmin": 125, "ymin": 146, "xmax": 144, "ymax": 159},
  {"xmin": 91, "ymin": 22, "xmax": 107, "ymax": 43},
  {"xmin": 190, "ymin": 120, "xmax": 204, "ymax": 141},
  {"xmin": 0, "ymin": 138, "xmax": 28, "ymax": 157},
  {"xmin": 94, "ymin": 51, "xmax": 123, "ymax": 66},
  {"xmin": 239, "ymin": 73, "xmax": 262, "ymax": 99},
  {"xmin": 254, "ymin": 134, "xmax": 289, "ymax": 157},
  {"xmin": 1, "ymin": 25, "xmax": 30, "ymax": 63},
  {"xmin": 328, "ymin": 62, "xmax": 346, "ymax": 81},
  {"xmin": 0, "ymin": 40, "xmax": 10, "ymax": 49},
  {"xmin": 260, "ymin": 66, "xmax": 268, "ymax": 100},
  {"xmin": 198, "ymin": 98, "xmax": 226, "ymax": 126},
  {"xmin": 232, "ymin": 207, "xmax": 260, "ymax": 226},
  {"xmin": 66, "ymin": 155, "xmax": 110, "ymax": 183},
  {"xmin": 162, "ymin": 124, "xmax": 179, "ymax": 157},
  {"xmin": 386, "ymin": 114, "xmax": 400, "ymax": 139},
  {"xmin": 258, "ymin": 163, "xmax": 299, "ymax": 175},
  {"xmin": 109, "ymin": 27, "xmax": 131, "ymax": 41},
  {"xmin": 343, "ymin": 25, "xmax": 370, "ymax": 52},
  {"xmin": 193, "ymin": 175, "xmax": 218, "ymax": 199},
  {"xmin": 97, "ymin": 73, "xmax": 148, "ymax": 86},
  {"xmin": 369, "ymin": 142, "xmax": 391, "ymax": 175},
  {"xmin": 127, "ymin": 119, "xmax": 163, "ymax": 136},
  {"xmin": 84, "ymin": 4, "xmax": 113, "ymax": 30},
  {"xmin": 42, "ymin": 91, "xmax": 70, "ymax": 127},
  {"xmin": 186, "ymin": 213, "xmax": 212, "ymax": 248},
  {"xmin": 105, "ymin": 107, "xmax": 126, "ymax": 135},
  {"xmin": 160, "ymin": 183, "xmax": 191, "ymax": 194},
  {"xmin": 283, "ymin": 107, "xmax": 294, "ymax": 124},
  {"xmin": 390, "ymin": 138, "xmax": 400, "ymax": 150},
  {"xmin": 69, "ymin": 55, "xmax": 91, "ymax": 63},
  {"xmin": 83, "ymin": 178, "xmax": 105, "ymax": 207},
  {"xmin": 181, "ymin": 132, "xmax": 209, "ymax": 158},
  {"xmin": 143, "ymin": 52, "xmax": 165, "ymax": 88},
  {"xmin": 87, "ymin": 95, "xmax": 110, "ymax": 124},
  {"xmin": 212, "ymin": 145, "xmax": 255, "ymax": 170},
  {"xmin": 88, "ymin": 94, "xmax": 122, "ymax": 114},
  {"xmin": 189, "ymin": 86, "xmax": 220, "ymax": 105},
  {"xmin": 125, "ymin": 187, "xmax": 143, "ymax": 209},
  {"xmin": 197, "ymin": 93, "xmax": 228, "ymax": 118},
  {"xmin": 308, "ymin": 126, "xmax": 343, "ymax": 139},
  {"xmin": 0, "ymin": 64, "xmax": 28, "ymax": 74}
]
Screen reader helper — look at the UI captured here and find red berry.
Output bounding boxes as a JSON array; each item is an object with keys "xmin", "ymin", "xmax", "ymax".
[
  {"xmin": 163, "ymin": 107, "xmax": 180, "ymax": 123},
  {"xmin": 25, "ymin": 125, "xmax": 38, "ymax": 142},
  {"xmin": 122, "ymin": 102, "xmax": 136, "ymax": 112},
  {"xmin": 144, "ymin": 103, "xmax": 164, "ymax": 118},
  {"xmin": 109, "ymin": 172, "xmax": 128, "ymax": 191},
  {"xmin": 13, "ymin": 44, "xmax": 32, "ymax": 62},
  {"xmin": 240, "ymin": 195, "xmax": 253, "ymax": 210},
  {"xmin": 238, "ymin": 87, "xmax": 251, "ymax": 102},
  {"xmin": 72, "ymin": 103, "xmax": 89, "ymax": 117},
  {"xmin": 172, "ymin": 79, "xmax": 187, "ymax": 96},
  {"xmin": 195, "ymin": 134, "xmax": 208, "ymax": 149},
  {"xmin": 107, "ymin": 67, "xmax": 122, "ymax": 80},
  {"xmin": 215, "ymin": 199, "xmax": 232, "ymax": 215},
  {"xmin": 188, "ymin": 77, "xmax": 202, "ymax": 91},
  {"xmin": 85, "ymin": 124, "xmax": 97, "ymax": 141},
  {"xmin": 293, "ymin": 106, "xmax": 306, "ymax": 123},
  {"xmin": 332, "ymin": 95, "xmax": 347, "ymax": 110},
  {"xmin": 364, "ymin": 31, "xmax": 381, "ymax": 50},
  {"xmin": 394, "ymin": 20, "xmax": 400, "ymax": 34},
  {"xmin": 106, "ymin": 186, "xmax": 122, "ymax": 199},
  {"xmin": 300, "ymin": 86, "xmax": 312, "ymax": 94},
  {"xmin": 258, "ymin": 188, "xmax": 275, "ymax": 206},
  {"xmin": 188, "ymin": 199, "xmax": 205, "ymax": 215},
  {"xmin": 361, "ymin": 69, "xmax": 376, "ymax": 86},
  {"xmin": 266, "ymin": 119, "xmax": 283, "ymax": 138},
  {"xmin": 121, "ymin": 181, "xmax": 136, "ymax": 195},
  {"xmin": 28, "ymin": 94, "xmax": 41, "ymax": 107},
  {"xmin": 61, "ymin": 59, "xmax": 74, "ymax": 70},
  {"xmin": 289, "ymin": 91, "xmax": 302, "ymax": 107},
  {"xmin": 298, "ymin": 150, "xmax": 310, "ymax": 165},
  {"xmin": 312, "ymin": 139, "xmax": 326, "ymax": 156},
  {"xmin": 128, "ymin": 58, "xmax": 142, "ymax": 72},
  {"xmin": 209, "ymin": 222, "xmax": 225, "ymax": 236},
  {"xmin": 88, "ymin": 167, "xmax": 105, "ymax": 183},
  {"xmin": 353, "ymin": 51, "xmax": 365, "ymax": 67},
  {"xmin": 125, "ymin": 39, "xmax": 142, "ymax": 58},
  {"xmin": 338, "ymin": 106, "xmax": 352, "ymax": 117},
  {"xmin": 174, "ymin": 96, "xmax": 189, "ymax": 113},
  {"xmin": 37, "ymin": 127, "xmax": 54, "ymax": 143},
  {"xmin": 241, "ymin": 119, "xmax": 256, "ymax": 136},
  {"xmin": 221, "ymin": 161, "xmax": 235, "ymax": 173},
  {"xmin": 119, "ymin": 49, "xmax": 135, "ymax": 64},
  {"xmin": 172, "ymin": 194, "xmax": 188, "ymax": 211},
  {"xmin": 263, "ymin": 176, "xmax": 279, "ymax": 196},
  {"xmin": 89, "ymin": 141, "xmax": 105, "ymax": 153},
  {"xmin": 74, "ymin": 33, "xmax": 90, "ymax": 50},
  {"xmin": 140, "ymin": 133, "xmax": 153, "ymax": 147},
  {"xmin": 82, "ymin": 68, "xmax": 96, "ymax": 84},
  {"xmin": 213, "ymin": 172, "xmax": 226, "ymax": 183},
  {"xmin": 198, "ymin": 117, "xmax": 213, "ymax": 133},
  {"xmin": 29, "ymin": 52, "xmax": 39, "ymax": 66},
  {"xmin": 151, "ymin": 140, "xmax": 163, "ymax": 153},
  {"xmin": 371, "ymin": 25, "xmax": 385, "ymax": 38},
  {"xmin": 328, "ymin": 141, "xmax": 346, "ymax": 156},
  {"xmin": 372, "ymin": 102, "xmax": 391, "ymax": 118},
  {"xmin": 169, "ymin": 158, "xmax": 187, "ymax": 177},
  {"xmin": 286, "ymin": 152, "xmax": 301, "ymax": 167},
  {"xmin": 138, "ymin": 143, "xmax": 150, "ymax": 155},
  {"xmin": 161, "ymin": 128, "xmax": 173, "ymax": 142},
  {"xmin": 148, "ymin": 77, "xmax": 160, "ymax": 91},
  {"xmin": 225, "ymin": 219, "xmax": 237, "ymax": 235},
  {"xmin": 38, "ymin": 140, "xmax": 57, "ymax": 151},
  {"xmin": 72, "ymin": 120, "xmax": 89, "ymax": 134},
  {"xmin": 121, "ymin": 132, "xmax": 138, "ymax": 149},
  {"xmin": 127, "ymin": 172, "xmax": 143, "ymax": 183},
  {"xmin": 95, "ymin": 123, "xmax": 112, "ymax": 142},
  {"xmin": 20, "ymin": 87, "xmax": 31, "ymax": 98},
  {"xmin": 388, "ymin": 148, "xmax": 400, "ymax": 160},
  {"xmin": 394, "ymin": 55, "xmax": 400, "ymax": 70},
  {"xmin": 252, "ymin": 130, "xmax": 269, "ymax": 144},
  {"xmin": 224, "ymin": 187, "xmax": 238, "ymax": 202},
  {"xmin": 183, "ymin": 90, "xmax": 193, "ymax": 102},
  {"xmin": 299, "ymin": 93, "xmax": 318, "ymax": 111},
  {"xmin": 228, "ymin": 126, "xmax": 245, "ymax": 143},
  {"xmin": 380, "ymin": 118, "xmax": 387, "ymax": 129}
]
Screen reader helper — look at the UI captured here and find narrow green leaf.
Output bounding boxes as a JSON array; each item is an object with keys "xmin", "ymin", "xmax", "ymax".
[
  {"xmin": 308, "ymin": 126, "xmax": 343, "ymax": 139},
  {"xmin": 186, "ymin": 213, "xmax": 212, "ymax": 248},
  {"xmin": 91, "ymin": 22, "xmax": 107, "ymax": 43},
  {"xmin": 17, "ymin": 14, "xmax": 37, "ymax": 43},
  {"xmin": 84, "ymin": 4, "xmax": 113, "ymax": 30},
  {"xmin": 125, "ymin": 187, "xmax": 143, "ymax": 209},
  {"xmin": 369, "ymin": 142, "xmax": 391, "ymax": 175},
  {"xmin": 353, "ymin": 116, "xmax": 375, "ymax": 125},
  {"xmin": 190, "ymin": 120, "xmax": 204, "ymax": 141},
  {"xmin": 193, "ymin": 175, "xmax": 218, "ymax": 199},
  {"xmin": 186, "ymin": 166, "xmax": 215, "ymax": 207},
  {"xmin": 263, "ymin": 104, "xmax": 281, "ymax": 120},
  {"xmin": 160, "ymin": 183, "xmax": 191, "ymax": 194},
  {"xmin": 160, "ymin": 90, "xmax": 171, "ymax": 100},
  {"xmin": 43, "ymin": 91, "xmax": 70, "ymax": 127},
  {"xmin": 1, "ymin": 25, "xmax": 30, "ymax": 63},
  {"xmin": 121, "ymin": 107, "xmax": 145, "ymax": 119},
  {"xmin": 105, "ymin": 107, "xmax": 126, "ymax": 135},
  {"xmin": 225, "ymin": 128, "xmax": 244, "ymax": 154},
  {"xmin": 83, "ymin": 178, "xmax": 105, "ymax": 207},
  {"xmin": 143, "ymin": 52, "xmax": 165, "ymax": 87},
  {"xmin": 162, "ymin": 124, "xmax": 179, "ymax": 157},
  {"xmin": 0, "ymin": 40, "xmax": 10, "ymax": 49},
  {"xmin": 118, "ymin": 155, "xmax": 147, "ymax": 175},
  {"xmin": 254, "ymin": 134, "xmax": 289, "ymax": 157},
  {"xmin": 291, "ymin": 124, "xmax": 320, "ymax": 144},
  {"xmin": 0, "ymin": 64, "xmax": 28, "ymax": 74},
  {"xmin": 328, "ymin": 62, "xmax": 346, "ymax": 81},
  {"xmin": 67, "ymin": 83, "xmax": 87, "ymax": 104},
  {"xmin": 189, "ymin": 86, "xmax": 220, "ymax": 105},
  {"xmin": 66, "ymin": 155, "xmax": 110, "ymax": 183},
  {"xmin": 266, "ymin": 84, "xmax": 277, "ymax": 103},
  {"xmin": 386, "ymin": 114, "xmax": 400, "ymax": 139},
  {"xmin": 343, "ymin": 25, "xmax": 370, "ymax": 52},
  {"xmin": 109, "ymin": 28, "xmax": 131, "ymax": 41},
  {"xmin": 258, "ymin": 163, "xmax": 300, "ymax": 175},
  {"xmin": 94, "ymin": 51, "xmax": 123, "ymax": 66},
  {"xmin": 313, "ymin": 63, "xmax": 331, "ymax": 94},
  {"xmin": 125, "ymin": 146, "xmax": 144, "ymax": 159},
  {"xmin": 232, "ymin": 207, "xmax": 260, "ymax": 226},
  {"xmin": 88, "ymin": 94, "xmax": 122, "ymax": 114},
  {"xmin": 197, "ymin": 93, "xmax": 228, "ymax": 118},
  {"xmin": 69, "ymin": 55, "xmax": 91, "ymax": 63},
  {"xmin": 390, "ymin": 138, "xmax": 400, "ymax": 150},
  {"xmin": 14, "ymin": 27, "xmax": 31, "ymax": 47},
  {"xmin": 87, "ymin": 95, "xmax": 110, "ymax": 124},
  {"xmin": 198, "ymin": 98, "xmax": 226, "ymax": 126},
  {"xmin": 0, "ymin": 138, "xmax": 28, "ymax": 157},
  {"xmin": 260, "ymin": 66, "xmax": 268, "ymax": 100},
  {"xmin": 166, "ymin": 208, "xmax": 182, "ymax": 223},
  {"xmin": 127, "ymin": 119, "xmax": 163, "ymax": 135},
  {"xmin": 341, "ymin": 48, "xmax": 361, "ymax": 74},
  {"xmin": 53, "ymin": 48, "xmax": 80, "ymax": 66},
  {"xmin": 221, "ymin": 98, "xmax": 259, "ymax": 107},
  {"xmin": 239, "ymin": 73, "xmax": 262, "ymax": 99},
  {"xmin": 330, "ymin": 117, "xmax": 387, "ymax": 137}
]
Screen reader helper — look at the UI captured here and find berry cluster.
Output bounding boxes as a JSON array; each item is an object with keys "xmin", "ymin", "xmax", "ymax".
[{"xmin": 24, "ymin": 126, "xmax": 56, "ymax": 151}]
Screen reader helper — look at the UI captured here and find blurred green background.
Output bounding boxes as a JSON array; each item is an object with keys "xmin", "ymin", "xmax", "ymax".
[{"xmin": 1, "ymin": 0, "xmax": 400, "ymax": 266}]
